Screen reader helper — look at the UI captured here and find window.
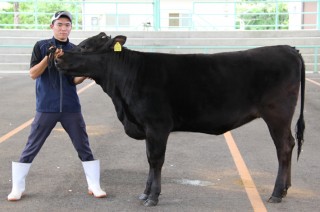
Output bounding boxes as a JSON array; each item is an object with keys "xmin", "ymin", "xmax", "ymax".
[
  {"xmin": 106, "ymin": 14, "xmax": 129, "ymax": 26},
  {"xmin": 169, "ymin": 13, "xmax": 179, "ymax": 26},
  {"xmin": 106, "ymin": 15, "xmax": 116, "ymax": 26},
  {"xmin": 169, "ymin": 13, "xmax": 191, "ymax": 28}
]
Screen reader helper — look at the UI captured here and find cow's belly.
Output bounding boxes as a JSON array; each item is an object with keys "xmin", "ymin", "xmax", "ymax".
[
  {"xmin": 173, "ymin": 108, "xmax": 259, "ymax": 135},
  {"xmin": 122, "ymin": 119, "xmax": 146, "ymax": 140}
]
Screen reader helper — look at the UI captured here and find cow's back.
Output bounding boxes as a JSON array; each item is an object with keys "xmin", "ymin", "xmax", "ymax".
[{"xmin": 136, "ymin": 45, "xmax": 302, "ymax": 134}]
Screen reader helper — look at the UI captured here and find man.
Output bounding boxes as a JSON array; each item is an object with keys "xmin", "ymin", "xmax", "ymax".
[{"xmin": 7, "ymin": 11, "xmax": 106, "ymax": 201}]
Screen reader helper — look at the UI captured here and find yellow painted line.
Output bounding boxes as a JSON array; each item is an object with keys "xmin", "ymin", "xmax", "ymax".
[
  {"xmin": 0, "ymin": 81, "xmax": 96, "ymax": 144},
  {"xmin": 306, "ymin": 78, "xmax": 320, "ymax": 87},
  {"xmin": 224, "ymin": 131, "xmax": 267, "ymax": 212},
  {"xmin": 0, "ymin": 118, "xmax": 34, "ymax": 144},
  {"xmin": 77, "ymin": 81, "xmax": 96, "ymax": 94}
]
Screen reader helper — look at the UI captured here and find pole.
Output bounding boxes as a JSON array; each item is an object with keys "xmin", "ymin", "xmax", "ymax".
[{"xmin": 153, "ymin": 0, "xmax": 160, "ymax": 31}]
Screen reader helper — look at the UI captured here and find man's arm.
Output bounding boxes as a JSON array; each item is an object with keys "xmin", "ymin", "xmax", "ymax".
[
  {"xmin": 29, "ymin": 43, "xmax": 58, "ymax": 80},
  {"xmin": 29, "ymin": 56, "xmax": 49, "ymax": 80},
  {"xmin": 73, "ymin": 77, "xmax": 87, "ymax": 85}
]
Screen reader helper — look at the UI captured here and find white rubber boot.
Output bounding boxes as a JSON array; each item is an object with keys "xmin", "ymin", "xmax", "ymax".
[
  {"xmin": 82, "ymin": 160, "xmax": 107, "ymax": 198},
  {"xmin": 7, "ymin": 162, "xmax": 32, "ymax": 201}
]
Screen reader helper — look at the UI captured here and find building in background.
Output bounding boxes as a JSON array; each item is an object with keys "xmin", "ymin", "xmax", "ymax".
[
  {"xmin": 82, "ymin": 0, "xmax": 238, "ymax": 31},
  {"xmin": 81, "ymin": 0, "xmax": 317, "ymax": 31},
  {"xmin": 82, "ymin": 0, "xmax": 154, "ymax": 31},
  {"xmin": 303, "ymin": 1, "xmax": 318, "ymax": 29},
  {"xmin": 0, "ymin": 0, "xmax": 316, "ymax": 30}
]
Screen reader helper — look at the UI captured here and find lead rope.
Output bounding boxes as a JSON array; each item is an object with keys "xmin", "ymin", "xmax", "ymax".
[{"xmin": 47, "ymin": 44, "xmax": 59, "ymax": 88}]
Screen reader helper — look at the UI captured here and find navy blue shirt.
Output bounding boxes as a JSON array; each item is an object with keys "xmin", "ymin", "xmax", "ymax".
[{"xmin": 30, "ymin": 37, "xmax": 81, "ymax": 113}]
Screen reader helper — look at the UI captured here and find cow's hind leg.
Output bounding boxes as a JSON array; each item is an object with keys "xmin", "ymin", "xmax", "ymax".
[
  {"xmin": 262, "ymin": 104, "xmax": 296, "ymax": 203},
  {"xmin": 139, "ymin": 126, "xmax": 170, "ymax": 207}
]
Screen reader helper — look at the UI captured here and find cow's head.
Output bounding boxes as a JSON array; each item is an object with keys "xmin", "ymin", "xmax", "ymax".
[
  {"xmin": 77, "ymin": 32, "xmax": 111, "ymax": 53},
  {"xmin": 55, "ymin": 32, "xmax": 126, "ymax": 78}
]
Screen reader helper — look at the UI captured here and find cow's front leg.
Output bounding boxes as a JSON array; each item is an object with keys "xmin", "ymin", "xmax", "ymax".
[
  {"xmin": 140, "ymin": 129, "xmax": 169, "ymax": 207},
  {"xmin": 138, "ymin": 168, "xmax": 153, "ymax": 201}
]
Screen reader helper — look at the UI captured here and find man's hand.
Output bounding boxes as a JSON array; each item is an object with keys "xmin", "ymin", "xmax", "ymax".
[
  {"xmin": 46, "ymin": 44, "xmax": 57, "ymax": 56},
  {"xmin": 74, "ymin": 77, "xmax": 88, "ymax": 85},
  {"xmin": 55, "ymin": 48, "xmax": 64, "ymax": 59}
]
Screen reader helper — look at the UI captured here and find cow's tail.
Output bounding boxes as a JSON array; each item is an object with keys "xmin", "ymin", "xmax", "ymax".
[{"xmin": 295, "ymin": 53, "xmax": 305, "ymax": 161}]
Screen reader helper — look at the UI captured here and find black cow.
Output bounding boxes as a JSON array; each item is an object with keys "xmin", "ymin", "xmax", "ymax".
[{"xmin": 55, "ymin": 32, "xmax": 305, "ymax": 207}]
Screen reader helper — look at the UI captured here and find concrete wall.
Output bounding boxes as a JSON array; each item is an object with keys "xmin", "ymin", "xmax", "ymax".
[{"xmin": 0, "ymin": 29, "xmax": 319, "ymax": 73}]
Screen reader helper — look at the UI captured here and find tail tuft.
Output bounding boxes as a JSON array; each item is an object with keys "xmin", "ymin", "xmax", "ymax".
[
  {"xmin": 295, "ymin": 51, "xmax": 305, "ymax": 161},
  {"xmin": 295, "ymin": 114, "xmax": 305, "ymax": 160}
]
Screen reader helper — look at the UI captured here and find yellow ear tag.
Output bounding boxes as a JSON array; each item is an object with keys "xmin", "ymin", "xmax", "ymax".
[{"xmin": 114, "ymin": 42, "xmax": 122, "ymax": 52}]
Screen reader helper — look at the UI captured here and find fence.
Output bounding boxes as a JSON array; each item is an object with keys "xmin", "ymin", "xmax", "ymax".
[
  {"xmin": 0, "ymin": 30, "xmax": 319, "ymax": 73},
  {"xmin": 0, "ymin": 0, "xmax": 319, "ymax": 30}
]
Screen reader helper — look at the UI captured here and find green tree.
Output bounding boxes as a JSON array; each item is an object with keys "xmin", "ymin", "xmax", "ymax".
[
  {"xmin": 0, "ymin": 0, "xmax": 82, "ymax": 29},
  {"xmin": 236, "ymin": 1, "xmax": 289, "ymax": 30}
]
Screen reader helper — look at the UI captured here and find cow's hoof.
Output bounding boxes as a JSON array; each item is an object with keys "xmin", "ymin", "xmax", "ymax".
[
  {"xmin": 282, "ymin": 189, "xmax": 288, "ymax": 198},
  {"xmin": 138, "ymin": 193, "xmax": 148, "ymax": 201},
  {"xmin": 143, "ymin": 199, "xmax": 158, "ymax": 207},
  {"xmin": 268, "ymin": 196, "xmax": 282, "ymax": 203}
]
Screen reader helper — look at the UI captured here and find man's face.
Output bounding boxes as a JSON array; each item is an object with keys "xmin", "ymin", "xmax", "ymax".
[{"xmin": 50, "ymin": 17, "xmax": 72, "ymax": 42}]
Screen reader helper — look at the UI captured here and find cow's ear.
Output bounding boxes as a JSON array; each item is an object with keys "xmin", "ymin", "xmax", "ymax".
[
  {"xmin": 113, "ymin": 35, "xmax": 127, "ymax": 46},
  {"xmin": 111, "ymin": 36, "xmax": 127, "ymax": 52}
]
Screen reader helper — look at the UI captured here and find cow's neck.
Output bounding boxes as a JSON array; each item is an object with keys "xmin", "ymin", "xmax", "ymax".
[{"xmin": 100, "ymin": 50, "xmax": 143, "ymax": 103}]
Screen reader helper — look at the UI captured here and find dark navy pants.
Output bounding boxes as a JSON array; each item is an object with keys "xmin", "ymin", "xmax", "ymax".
[{"xmin": 19, "ymin": 112, "xmax": 94, "ymax": 163}]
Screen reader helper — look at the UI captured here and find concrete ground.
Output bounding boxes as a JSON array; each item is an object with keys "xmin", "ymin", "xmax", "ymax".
[{"xmin": 0, "ymin": 73, "xmax": 319, "ymax": 212}]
